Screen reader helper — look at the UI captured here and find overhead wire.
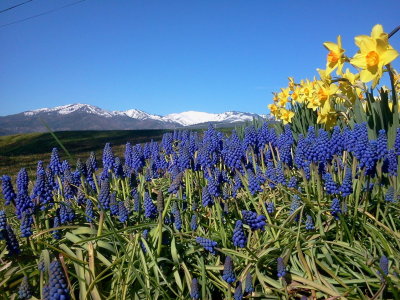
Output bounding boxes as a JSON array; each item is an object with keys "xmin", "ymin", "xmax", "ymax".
[
  {"xmin": 0, "ymin": 0, "xmax": 89, "ymax": 29},
  {"xmin": 0, "ymin": 0, "xmax": 34, "ymax": 14}
]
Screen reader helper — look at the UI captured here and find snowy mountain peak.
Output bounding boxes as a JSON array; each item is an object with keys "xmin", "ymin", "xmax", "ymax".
[
  {"xmin": 24, "ymin": 103, "xmax": 113, "ymax": 117},
  {"xmin": 21, "ymin": 103, "xmax": 266, "ymax": 126},
  {"xmin": 2, "ymin": 103, "xmax": 269, "ymax": 135},
  {"xmin": 164, "ymin": 110, "xmax": 260, "ymax": 126},
  {"xmin": 121, "ymin": 109, "xmax": 165, "ymax": 121}
]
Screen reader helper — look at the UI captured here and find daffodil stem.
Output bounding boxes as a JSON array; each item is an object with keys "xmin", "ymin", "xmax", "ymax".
[{"xmin": 388, "ymin": 25, "xmax": 400, "ymax": 38}]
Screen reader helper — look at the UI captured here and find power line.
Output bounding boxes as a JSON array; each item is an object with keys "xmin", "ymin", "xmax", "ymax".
[
  {"xmin": 0, "ymin": 0, "xmax": 89, "ymax": 29},
  {"xmin": 0, "ymin": 0, "xmax": 34, "ymax": 14}
]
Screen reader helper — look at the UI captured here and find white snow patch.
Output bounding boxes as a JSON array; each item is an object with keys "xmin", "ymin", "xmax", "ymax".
[{"xmin": 22, "ymin": 103, "xmax": 265, "ymax": 125}]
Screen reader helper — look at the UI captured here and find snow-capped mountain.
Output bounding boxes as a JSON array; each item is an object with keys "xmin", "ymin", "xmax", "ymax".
[
  {"xmin": 164, "ymin": 111, "xmax": 262, "ymax": 126},
  {"xmin": 0, "ymin": 103, "xmax": 266, "ymax": 135}
]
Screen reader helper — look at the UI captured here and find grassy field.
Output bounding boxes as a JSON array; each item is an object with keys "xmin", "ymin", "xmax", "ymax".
[
  {"xmin": 0, "ymin": 127, "xmax": 238, "ymax": 177},
  {"xmin": 0, "ymin": 129, "xmax": 171, "ymax": 177}
]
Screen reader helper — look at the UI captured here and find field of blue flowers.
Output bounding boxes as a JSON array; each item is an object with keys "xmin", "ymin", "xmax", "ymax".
[{"xmin": 1, "ymin": 121, "xmax": 399, "ymax": 299}]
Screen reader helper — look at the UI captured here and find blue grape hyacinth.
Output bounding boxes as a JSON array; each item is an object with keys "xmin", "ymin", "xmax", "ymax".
[
  {"xmin": 340, "ymin": 168, "xmax": 353, "ymax": 197},
  {"xmin": 110, "ymin": 193, "xmax": 119, "ymax": 216},
  {"xmin": 16, "ymin": 168, "xmax": 29, "ymax": 194},
  {"xmin": 0, "ymin": 210, "xmax": 7, "ymax": 231},
  {"xmin": 52, "ymin": 215, "xmax": 62, "ymax": 240},
  {"xmin": 385, "ymin": 187, "xmax": 395, "ymax": 203},
  {"xmin": 4, "ymin": 224, "xmax": 20, "ymax": 256},
  {"xmin": 1, "ymin": 175, "xmax": 16, "ymax": 205},
  {"xmin": 222, "ymin": 256, "xmax": 236, "ymax": 284},
  {"xmin": 232, "ymin": 220, "xmax": 247, "ymax": 248},
  {"xmin": 190, "ymin": 278, "xmax": 199, "ymax": 300},
  {"xmin": 305, "ymin": 215, "xmax": 315, "ymax": 231},
  {"xmin": 244, "ymin": 272, "xmax": 253, "ymax": 294},
  {"xmin": 247, "ymin": 169, "xmax": 262, "ymax": 195},
  {"xmin": 323, "ymin": 173, "xmax": 338, "ymax": 195},
  {"xmin": 196, "ymin": 237, "xmax": 218, "ymax": 255},
  {"xmin": 18, "ymin": 276, "xmax": 32, "ymax": 300},
  {"xmin": 379, "ymin": 255, "xmax": 389, "ymax": 278},
  {"xmin": 266, "ymin": 202, "xmax": 275, "ymax": 214},
  {"xmin": 190, "ymin": 214, "xmax": 198, "ymax": 230},
  {"xmin": 48, "ymin": 260, "xmax": 70, "ymax": 300},
  {"xmin": 202, "ymin": 186, "xmax": 214, "ymax": 207},
  {"xmin": 331, "ymin": 198, "xmax": 341, "ymax": 220},
  {"xmin": 118, "ymin": 202, "xmax": 129, "ymax": 223},
  {"xmin": 132, "ymin": 188, "xmax": 140, "ymax": 212},
  {"xmin": 242, "ymin": 210, "xmax": 266, "ymax": 231},
  {"xmin": 233, "ymin": 281, "xmax": 243, "ymax": 300},
  {"xmin": 277, "ymin": 257, "xmax": 286, "ymax": 278},
  {"xmin": 140, "ymin": 229, "xmax": 150, "ymax": 253},
  {"xmin": 20, "ymin": 210, "xmax": 33, "ymax": 238},
  {"xmin": 49, "ymin": 147, "xmax": 62, "ymax": 175},
  {"xmin": 172, "ymin": 202, "xmax": 182, "ymax": 231},
  {"xmin": 85, "ymin": 199, "xmax": 95, "ymax": 223},
  {"xmin": 144, "ymin": 192, "xmax": 157, "ymax": 219},
  {"xmin": 289, "ymin": 195, "xmax": 302, "ymax": 221},
  {"xmin": 98, "ymin": 179, "xmax": 110, "ymax": 210}
]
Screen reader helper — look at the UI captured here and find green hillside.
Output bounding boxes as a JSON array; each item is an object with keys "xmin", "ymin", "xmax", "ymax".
[{"xmin": 0, "ymin": 129, "xmax": 170, "ymax": 177}]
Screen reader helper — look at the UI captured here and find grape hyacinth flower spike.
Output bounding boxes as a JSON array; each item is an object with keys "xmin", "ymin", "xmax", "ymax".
[
  {"xmin": 222, "ymin": 256, "xmax": 236, "ymax": 284},
  {"xmin": 4, "ymin": 224, "xmax": 20, "ymax": 256},
  {"xmin": 1, "ymin": 175, "xmax": 16, "ymax": 206},
  {"xmin": 144, "ymin": 192, "xmax": 157, "ymax": 219},
  {"xmin": 277, "ymin": 257, "xmax": 286, "ymax": 278},
  {"xmin": 305, "ymin": 215, "xmax": 315, "ymax": 230},
  {"xmin": 190, "ymin": 278, "xmax": 200, "ymax": 300},
  {"xmin": 379, "ymin": 255, "xmax": 389, "ymax": 281},
  {"xmin": 232, "ymin": 220, "xmax": 247, "ymax": 248},
  {"xmin": 233, "ymin": 281, "xmax": 243, "ymax": 300},
  {"xmin": 190, "ymin": 214, "xmax": 198, "ymax": 230},
  {"xmin": 241, "ymin": 210, "xmax": 266, "ymax": 231},
  {"xmin": 18, "ymin": 276, "xmax": 32, "ymax": 300},
  {"xmin": 48, "ymin": 260, "xmax": 70, "ymax": 299},
  {"xmin": 195, "ymin": 237, "xmax": 218, "ymax": 255},
  {"xmin": 244, "ymin": 272, "xmax": 253, "ymax": 294}
]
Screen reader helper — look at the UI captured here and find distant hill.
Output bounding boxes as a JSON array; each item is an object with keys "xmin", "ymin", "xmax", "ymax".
[
  {"xmin": 0, "ymin": 129, "xmax": 170, "ymax": 156},
  {"xmin": 0, "ymin": 103, "xmax": 268, "ymax": 135}
]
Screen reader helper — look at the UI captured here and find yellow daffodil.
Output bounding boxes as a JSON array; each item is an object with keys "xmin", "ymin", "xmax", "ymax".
[
  {"xmin": 279, "ymin": 107, "xmax": 295, "ymax": 124},
  {"xmin": 317, "ymin": 100, "xmax": 337, "ymax": 129},
  {"xmin": 317, "ymin": 68, "xmax": 333, "ymax": 85},
  {"xmin": 341, "ymin": 68, "xmax": 359, "ymax": 85},
  {"xmin": 298, "ymin": 79, "xmax": 314, "ymax": 103},
  {"xmin": 323, "ymin": 35, "xmax": 345, "ymax": 75},
  {"xmin": 337, "ymin": 68, "xmax": 363, "ymax": 105},
  {"xmin": 291, "ymin": 86, "xmax": 301, "ymax": 103},
  {"xmin": 393, "ymin": 69, "xmax": 400, "ymax": 92},
  {"xmin": 272, "ymin": 92, "xmax": 279, "ymax": 103},
  {"xmin": 277, "ymin": 87, "xmax": 291, "ymax": 107},
  {"xmin": 268, "ymin": 103, "xmax": 280, "ymax": 117},
  {"xmin": 388, "ymin": 102, "xmax": 400, "ymax": 112},
  {"xmin": 350, "ymin": 24, "xmax": 399, "ymax": 88},
  {"xmin": 307, "ymin": 81, "xmax": 338, "ymax": 110},
  {"xmin": 288, "ymin": 77, "xmax": 295, "ymax": 91}
]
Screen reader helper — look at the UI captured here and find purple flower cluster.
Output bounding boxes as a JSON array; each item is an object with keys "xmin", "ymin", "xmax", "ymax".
[{"xmin": 241, "ymin": 210, "xmax": 266, "ymax": 231}]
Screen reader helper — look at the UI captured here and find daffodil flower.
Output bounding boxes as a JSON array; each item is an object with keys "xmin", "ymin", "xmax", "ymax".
[
  {"xmin": 279, "ymin": 107, "xmax": 295, "ymax": 124},
  {"xmin": 277, "ymin": 87, "xmax": 291, "ymax": 107},
  {"xmin": 323, "ymin": 35, "xmax": 345, "ymax": 75},
  {"xmin": 317, "ymin": 100, "xmax": 337, "ymax": 129},
  {"xmin": 268, "ymin": 103, "xmax": 280, "ymax": 117},
  {"xmin": 350, "ymin": 24, "xmax": 399, "ymax": 88},
  {"xmin": 307, "ymin": 81, "xmax": 338, "ymax": 110}
]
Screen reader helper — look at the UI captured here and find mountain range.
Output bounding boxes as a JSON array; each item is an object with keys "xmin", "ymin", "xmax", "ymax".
[{"xmin": 0, "ymin": 104, "xmax": 267, "ymax": 135}]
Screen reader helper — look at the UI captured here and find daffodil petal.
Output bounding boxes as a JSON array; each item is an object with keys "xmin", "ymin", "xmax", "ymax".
[
  {"xmin": 351, "ymin": 53, "xmax": 367, "ymax": 69},
  {"xmin": 380, "ymin": 49, "xmax": 399, "ymax": 65}
]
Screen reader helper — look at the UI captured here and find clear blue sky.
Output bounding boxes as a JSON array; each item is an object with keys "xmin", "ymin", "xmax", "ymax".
[{"xmin": 1, "ymin": 0, "xmax": 399, "ymax": 116}]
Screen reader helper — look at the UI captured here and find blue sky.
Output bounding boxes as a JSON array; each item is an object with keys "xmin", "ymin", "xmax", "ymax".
[{"xmin": 1, "ymin": 0, "xmax": 400, "ymax": 116}]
